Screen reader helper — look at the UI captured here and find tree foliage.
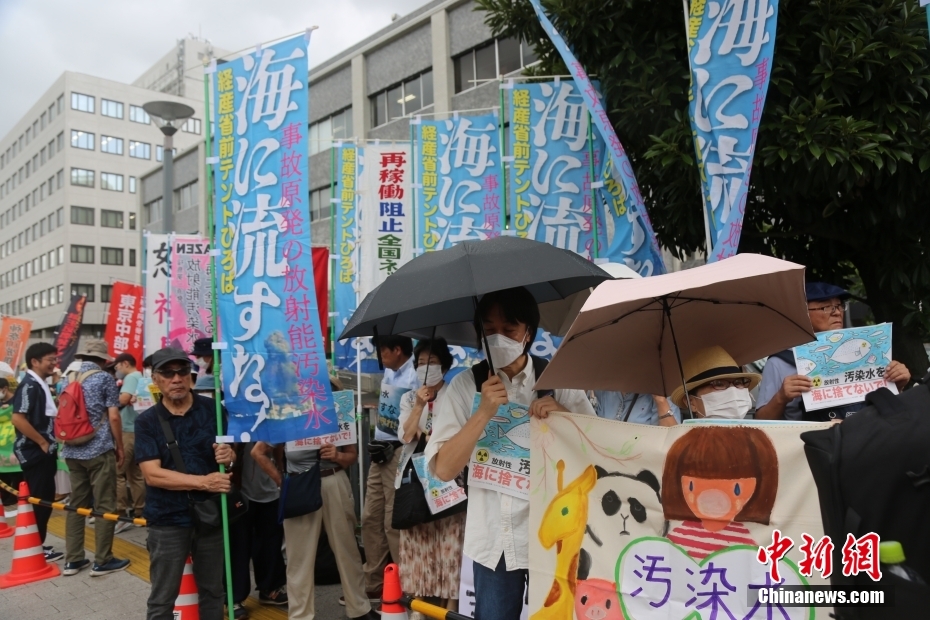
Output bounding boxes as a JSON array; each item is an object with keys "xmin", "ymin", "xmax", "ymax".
[{"xmin": 477, "ymin": 0, "xmax": 930, "ymax": 375}]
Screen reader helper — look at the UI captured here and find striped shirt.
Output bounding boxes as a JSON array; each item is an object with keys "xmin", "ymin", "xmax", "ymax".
[{"xmin": 667, "ymin": 520, "xmax": 757, "ymax": 559}]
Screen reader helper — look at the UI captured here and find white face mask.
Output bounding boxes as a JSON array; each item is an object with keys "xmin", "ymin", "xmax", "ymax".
[
  {"xmin": 484, "ymin": 333, "xmax": 527, "ymax": 368},
  {"xmin": 144, "ymin": 368, "xmax": 153, "ymax": 379},
  {"xmin": 194, "ymin": 357, "xmax": 207, "ymax": 372},
  {"xmin": 115, "ymin": 370, "xmax": 126, "ymax": 380},
  {"xmin": 416, "ymin": 364, "xmax": 444, "ymax": 387},
  {"xmin": 694, "ymin": 386, "xmax": 752, "ymax": 419}
]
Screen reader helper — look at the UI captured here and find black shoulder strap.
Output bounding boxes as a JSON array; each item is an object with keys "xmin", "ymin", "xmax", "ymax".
[
  {"xmin": 471, "ymin": 356, "xmax": 551, "ymax": 399},
  {"xmin": 770, "ymin": 349, "xmax": 796, "ymax": 366},
  {"xmin": 471, "ymin": 361, "xmax": 490, "ymax": 393},
  {"xmin": 157, "ymin": 414, "xmax": 188, "ymax": 475}
]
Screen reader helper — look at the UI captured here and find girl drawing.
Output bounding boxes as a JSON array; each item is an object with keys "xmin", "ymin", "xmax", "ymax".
[{"xmin": 661, "ymin": 427, "xmax": 778, "ymax": 559}]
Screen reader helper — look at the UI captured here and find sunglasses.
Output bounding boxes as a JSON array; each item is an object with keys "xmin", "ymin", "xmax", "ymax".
[
  {"xmin": 156, "ymin": 366, "xmax": 192, "ymax": 379},
  {"xmin": 704, "ymin": 378, "xmax": 752, "ymax": 390}
]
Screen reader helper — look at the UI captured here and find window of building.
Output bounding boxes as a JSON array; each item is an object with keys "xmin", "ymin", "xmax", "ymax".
[
  {"xmin": 129, "ymin": 176, "xmax": 137, "ymax": 194},
  {"xmin": 72, "ymin": 283, "xmax": 94, "ymax": 302},
  {"xmin": 101, "ymin": 247, "xmax": 123, "ymax": 265},
  {"xmin": 129, "ymin": 141, "xmax": 150, "ymax": 159},
  {"xmin": 40, "ymin": 254, "xmax": 47, "ymax": 272},
  {"xmin": 174, "ymin": 181, "xmax": 198, "ymax": 212},
  {"xmin": 71, "ymin": 130, "xmax": 94, "ymax": 150},
  {"xmin": 182, "ymin": 118, "xmax": 201, "ymax": 134},
  {"xmin": 71, "ymin": 92, "xmax": 95, "ymax": 113},
  {"xmin": 57, "ymin": 284, "xmax": 64, "ymax": 303},
  {"xmin": 40, "ymin": 147, "xmax": 46, "ymax": 165},
  {"xmin": 128, "ymin": 212, "xmax": 137, "ymax": 230},
  {"xmin": 71, "ymin": 206, "xmax": 95, "ymax": 225},
  {"xmin": 100, "ymin": 173, "xmax": 123, "ymax": 191},
  {"xmin": 101, "ymin": 210, "xmax": 123, "ymax": 228},
  {"xmin": 48, "ymin": 248, "xmax": 56, "ymax": 267},
  {"xmin": 58, "ymin": 245, "xmax": 64, "ymax": 264},
  {"xmin": 56, "ymin": 169, "xmax": 63, "ymax": 189},
  {"xmin": 48, "ymin": 139, "xmax": 55, "ymax": 158},
  {"xmin": 129, "ymin": 105, "xmax": 150, "ymax": 124},
  {"xmin": 453, "ymin": 37, "xmax": 539, "ymax": 93},
  {"xmin": 49, "ymin": 102, "xmax": 55, "ymax": 123},
  {"xmin": 310, "ymin": 186, "xmax": 331, "ymax": 222},
  {"xmin": 25, "ymin": 127, "xmax": 31, "ymax": 144},
  {"xmin": 101, "ymin": 285, "xmax": 113, "ymax": 304},
  {"xmin": 155, "ymin": 146, "xmax": 176, "ymax": 162},
  {"xmin": 71, "ymin": 168, "xmax": 94, "ymax": 187},
  {"xmin": 144, "ymin": 198, "xmax": 163, "ymax": 224},
  {"xmin": 57, "ymin": 132, "xmax": 64, "ymax": 151},
  {"xmin": 129, "ymin": 249, "xmax": 136, "ymax": 267},
  {"xmin": 71, "ymin": 245, "xmax": 94, "ymax": 264},
  {"xmin": 309, "ymin": 108, "xmax": 353, "ymax": 156},
  {"xmin": 101, "ymin": 99, "xmax": 124, "ymax": 119},
  {"xmin": 370, "ymin": 70, "xmax": 434, "ymax": 128},
  {"xmin": 100, "ymin": 136, "xmax": 123, "ymax": 155}
]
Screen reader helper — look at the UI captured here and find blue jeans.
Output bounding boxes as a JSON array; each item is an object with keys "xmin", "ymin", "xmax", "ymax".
[{"xmin": 473, "ymin": 555, "xmax": 527, "ymax": 620}]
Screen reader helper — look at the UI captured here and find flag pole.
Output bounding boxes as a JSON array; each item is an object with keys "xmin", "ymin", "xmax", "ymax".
[
  {"xmin": 586, "ymin": 110, "xmax": 599, "ymax": 260},
  {"xmin": 202, "ymin": 60, "xmax": 236, "ymax": 620}
]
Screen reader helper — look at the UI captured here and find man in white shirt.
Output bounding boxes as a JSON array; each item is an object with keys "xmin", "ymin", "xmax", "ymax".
[
  {"xmin": 361, "ymin": 335, "xmax": 416, "ymax": 604},
  {"xmin": 425, "ymin": 287, "xmax": 595, "ymax": 620}
]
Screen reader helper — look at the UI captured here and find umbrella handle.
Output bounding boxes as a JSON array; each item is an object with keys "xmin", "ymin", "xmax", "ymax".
[
  {"xmin": 473, "ymin": 296, "xmax": 496, "ymax": 377},
  {"xmin": 373, "ymin": 325, "xmax": 384, "ymax": 372}
]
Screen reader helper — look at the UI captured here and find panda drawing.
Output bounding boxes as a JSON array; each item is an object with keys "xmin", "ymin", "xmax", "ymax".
[{"xmin": 577, "ymin": 465, "xmax": 669, "ymax": 584}]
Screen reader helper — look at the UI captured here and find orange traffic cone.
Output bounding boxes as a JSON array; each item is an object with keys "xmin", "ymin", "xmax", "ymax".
[
  {"xmin": 0, "ymin": 504, "xmax": 13, "ymax": 538},
  {"xmin": 381, "ymin": 563, "xmax": 409, "ymax": 620},
  {"xmin": 173, "ymin": 555, "xmax": 199, "ymax": 620},
  {"xmin": 0, "ymin": 481, "xmax": 60, "ymax": 588}
]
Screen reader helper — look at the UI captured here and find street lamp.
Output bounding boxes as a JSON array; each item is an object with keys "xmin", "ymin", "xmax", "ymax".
[{"xmin": 143, "ymin": 101, "xmax": 195, "ymax": 234}]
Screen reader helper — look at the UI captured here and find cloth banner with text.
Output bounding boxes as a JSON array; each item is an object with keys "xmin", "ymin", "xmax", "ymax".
[
  {"xmin": 211, "ymin": 33, "xmax": 337, "ymax": 444},
  {"xmin": 167, "ymin": 234, "xmax": 213, "ymax": 353},
  {"xmin": 0, "ymin": 316, "xmax": 32, "ymax": 367},
  {"xmin": 104, "ymin": 282, "xmax": 144, "ymax": 367},
  {"xmin": 686, "ymin": 0, "xmax": 779, "ymax": 262},
  {"xmin": 143, "ymin": 232, "xmax": 171, "ymax": 355},
  {"xmin": 529, "ymin": 414, "xmax": 835, "ymax": 620},
  {"xmin": 54, "ymin": 295, "xmax": 87, "ymax": 369}
]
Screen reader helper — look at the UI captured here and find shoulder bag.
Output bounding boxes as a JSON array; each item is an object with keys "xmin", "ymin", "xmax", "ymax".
[{"xmin": 277, "ymin": 449, "xmax": 323, "ymax": 523}]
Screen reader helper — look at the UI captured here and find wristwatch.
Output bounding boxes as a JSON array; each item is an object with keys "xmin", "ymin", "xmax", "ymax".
[{"xmin": 658, "ymin": 411, "xmax": 675, "ymax": 421}]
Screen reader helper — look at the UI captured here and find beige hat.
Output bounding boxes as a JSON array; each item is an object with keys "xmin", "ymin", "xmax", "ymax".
[
  {"xmin": 670, "ymin": 345, "xmax": 761, "ymax": 409},
  {"xmin": 74, "ymin": 339, "xmax": 113, "ymax": 362}
]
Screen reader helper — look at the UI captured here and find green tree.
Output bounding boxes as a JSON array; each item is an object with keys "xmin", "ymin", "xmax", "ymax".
[{"xmin": 478, "ymin": 0, "xmax": 930, "ymax": 378}]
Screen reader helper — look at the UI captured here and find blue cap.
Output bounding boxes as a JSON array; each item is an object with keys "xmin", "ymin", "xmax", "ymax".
[{"xmin": 805, "ymin": 282, "xmax": 850, "ymax": 302}]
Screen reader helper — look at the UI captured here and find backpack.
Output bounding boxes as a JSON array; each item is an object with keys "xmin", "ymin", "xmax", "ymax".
[
  {"xmin": 54, "ymin": 369, "xmax": 104, "ymax": 446},
  {"xmin": 801, "ymin": 384, "xmax": 930, "ymax": 619}
]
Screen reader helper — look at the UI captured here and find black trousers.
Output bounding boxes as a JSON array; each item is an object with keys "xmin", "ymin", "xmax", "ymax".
[
  {"xmin": 0, "ymin": 471, "xmax": 23, "ymax": 506},
  {"xmin": 230, "ymin": 498, "xmax": 286, "ymax": 603},
  {"xmin": 22, "ymin": 457, "xmax": 57, "ymax": 544}
]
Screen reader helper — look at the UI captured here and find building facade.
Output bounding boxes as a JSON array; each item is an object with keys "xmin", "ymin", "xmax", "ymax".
[{"xmin": 0, "ymin": 38, "xmax": 226, "ymax": 338}]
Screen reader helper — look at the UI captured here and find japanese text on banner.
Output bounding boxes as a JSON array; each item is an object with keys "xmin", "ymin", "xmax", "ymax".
[
  {"xmin": 212, "ymin": 35, "xmax": 337, "ymax": 444},
  {"xmin": 104, "ymin": 282, "xmax": 144, "ymax": 366},
  {"xmin": 143, "ymin": 233, "xmax": 171, "ymax": 354},
  {"xmin": 167, "ymin": 235, "xmax": 213, "ymax": 353},
  {"xmin": 0, "ymin": 316, "xmax": 32, "ymax": 367},
  {"xmin": 687, "ymin": 0, "xmax": 780, "ymax": 261},
  {"xmin": 468, "ymin": 396, "xmax": 532, "ymax": 500}
]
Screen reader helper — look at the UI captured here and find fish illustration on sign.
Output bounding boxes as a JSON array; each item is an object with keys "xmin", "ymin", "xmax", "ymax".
[
  {"xmin": 796, "ymin": 358, "xmax": 817, "ymax": 376},
  {"xmin": 828, "ymin": 339, "xmax": 871, "ymax": 364},
  {"xmin": 498, "ymin": 423, "xmax": 531, "ymax": 451},
  {"xmin": 511, "ymin": 407, "xmax": 529, "ymax": 419},
  {"xmin": 827, "ymin": 333, "xmax": 844, "ymax": 343},
  {"xmin": 814, "ymin": 345, "xmax": 832, "ymax": 353}
]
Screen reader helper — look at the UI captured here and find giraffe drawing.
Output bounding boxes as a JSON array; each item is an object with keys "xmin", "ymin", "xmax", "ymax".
[{"xmin": 532, "ymin": 460, "xmax": 598, "ymax": 620}]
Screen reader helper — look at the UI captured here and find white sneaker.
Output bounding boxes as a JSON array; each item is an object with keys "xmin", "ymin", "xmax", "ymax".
[{"xmin": 114, "ymin": 521, "xmax": 132, "ymax": 535}]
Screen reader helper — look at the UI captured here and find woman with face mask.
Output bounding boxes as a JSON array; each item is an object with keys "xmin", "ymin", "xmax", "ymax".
[
  {"xmin": 670, "ymin": 346, "xmax": 761, "ymax": 420},
  {"xmin": 394, "ymin": 338, "xmax": 466, "ymax": 614}
]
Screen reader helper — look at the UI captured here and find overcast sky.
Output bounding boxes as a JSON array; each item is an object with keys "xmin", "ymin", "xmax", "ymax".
[{"xmin": 0, "ymin": 0, "xmax": 432, "ymax": 137}]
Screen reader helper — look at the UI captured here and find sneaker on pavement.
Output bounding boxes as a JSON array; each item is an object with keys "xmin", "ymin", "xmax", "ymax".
[
  {"xmin": 339, "ymin": 596, "xmax": 346, "ymax": 606},
  {"xmin": 366, "ymin": 590, "xmax": 382, "ymax": 604},
  {"xmin": 63, "ymin": 559, "xmax": 90, "ymax": 576},
  {"xmin": 259, "ymin": 587, "xmax": 288, "ymax": 606},
  {"xmin": 87, "ymin": 516, "xmax": 95, "ymax": 525},
  {"xmin": 91, "ymin": 557, "xmax": 130, "ymax": 576},
  {"xmin": 43, "ymin": 546, "xmax": 64, "ymax": 562},
  {"xmin": 232, "ymin": 602, "xmax": 249, "ymax": 619},
  {"xmin": 114, "ymin": 521, "xmax": 132, "ymax": 535}
]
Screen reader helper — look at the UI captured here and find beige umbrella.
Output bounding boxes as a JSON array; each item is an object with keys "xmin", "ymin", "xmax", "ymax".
[
  {"xmin": 535, "ymin": 253, "xmax": 815, "ymax": 401},
  {"xmin": 539, "ymin": 262, "xmax": 642, "ymax": 336}
]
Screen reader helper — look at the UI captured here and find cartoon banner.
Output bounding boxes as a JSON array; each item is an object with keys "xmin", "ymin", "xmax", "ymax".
[
  {"xmin": 212, "ymin": 34, "xmax": 337, "ymax": 444},
  {"xmin": 358, "ymin": 144, "xmax": 413, "ymax": 300},
  {"xmin": 54, "ymin": 295, "xmax": 87, "ymax": 369},
  {"xmin": 167, "ymin": 234, "xmax": 213, "ymax": 353},
  {"xmin": 468, "ymin": 397, "xmax": 532, "ymax": 500},
  {"xmin": 416, "ymin": 114, "xmax": 503, "ymax": 250},
  {"xmin": 143, "ymin": 232, "xmax": 171, "ymax": 355},
  {"xmin": 686, "ymin": 0, "xmax": 779, "ymax": 262},
  {"xmin": 104, "ymin": 282, "xmax": 144, "ymax": 367},
  {"xmin": 793, "ymin": 323, "xmax": 896, "ymax": 412},
  {"xmin": 525, "ymin": 0, "xmax": 666, "ymax": 274},
  {"xmin": 528, "ymin": 415, "xmax": 842, "ymax": 619},
  {"xmin": 283, "ymin": 390, "xmax": 357, "ymax": 449},
  {"xmin": 0, "ymin": 316, "xmax": 32, "ymax": 367}
]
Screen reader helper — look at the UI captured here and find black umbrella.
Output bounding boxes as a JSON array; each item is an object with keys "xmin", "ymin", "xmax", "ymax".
[{"xmin": 338, "ymin": 237, "xmax": 612, "ymax": 372}]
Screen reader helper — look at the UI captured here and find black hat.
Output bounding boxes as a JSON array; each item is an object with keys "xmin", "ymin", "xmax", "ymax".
[
  {"xmin": 805, "ymin": 282, "xmax": 850, "ymax": 303},
  {"xmin": 152, "ymin": 347, "xmax": 192, "ymax": 370},
  {"xmin": 190, "ymin": 338, "xmax": 214, "ymax": 357}
]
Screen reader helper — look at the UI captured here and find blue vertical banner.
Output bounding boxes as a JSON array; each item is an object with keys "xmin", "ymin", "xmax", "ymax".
[
  {"xmin": 687, "ymin": 0, "xmax": 779, "ymax": 262},
  {"xmin": 333, "ymin": 143, "xmax": 378, "ymax": 373},
  {"xmin": 417, "ymin": 114, "xmax": 504, "ymax": 250},
  {"xmin": 212, "ymin": 35, "xmax": 338, "ymax": 444},
  {"xmin": 526, "ymin": 0, "xmax": 666, "ymax": 274}
]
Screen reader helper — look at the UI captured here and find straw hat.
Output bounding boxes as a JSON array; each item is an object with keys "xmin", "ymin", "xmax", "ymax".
[
  {"xmin": 74, "ymin": 339, "xmax": 112, "ymax": 362},
  {"xmin": 669, "ymin": 345, "xmax": 761, "ymax": 409}
]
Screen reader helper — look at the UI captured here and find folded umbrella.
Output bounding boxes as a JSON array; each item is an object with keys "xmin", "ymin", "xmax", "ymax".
[{"xmin": 535, "ymin": 253, "xmax": 815, "ymax": 400}]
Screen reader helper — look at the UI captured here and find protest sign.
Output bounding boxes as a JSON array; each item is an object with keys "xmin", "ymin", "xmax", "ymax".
[
  {"xmin": 283, "ymin": 390, "xmax": 357, "ymax": 450},
  {"xmin": 167, "ymin": 235, "xmax": 212, "ymax": 353},
  {"xmin": 411, "ymin": 453, "xmax": 467, "ymax": 515},
  {"xmin": 793, "ymin": 323, "xmax": 896, "ymax": 412},
  {"xmin": 468, "ymin": 396, "xmax": 532, "ymax": 500},
  {"xmin": 104, "ymin": 282, "xmax": 144, "ymax": 367},
  {"xmin": 143, "ymin": 233, "xmax": 171, "ymax": 355},
  {"xmin": 529, "ymin": 414, "xmax": 836, "ymax": 619},
  {"xmin": 54, "ymin": 295, "xmax": 86, "ymax": 369},
  {"xmin": 0, "ymin": 316, "xmax": 31, "ymax": 367}
]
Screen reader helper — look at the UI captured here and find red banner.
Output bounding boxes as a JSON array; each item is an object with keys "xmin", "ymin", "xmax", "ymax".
[
  {"xmin": 0, "ymin": 316, "xmax": 32, "ymax": 367},
  {"xmin": 311, "ymin": 247, "xmax": 329, "ymax": 353},
  {"xmin": 55, "ymin": 295, "xmax": 87, "ymax": 369},
  {"xmin": 104, "ymin": 282, "xmax": 144, "ymax": 365}
]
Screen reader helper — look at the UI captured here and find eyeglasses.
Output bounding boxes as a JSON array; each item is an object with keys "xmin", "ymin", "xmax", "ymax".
[
  {"xmin": 704, "ymin": 378, "xmax": 752, "ymax": 391},
  {"xmin": 156, "ymin": 366, "xmax": 192, "ymax": 379},
  {"xmin": 809, "ymin": 303, "xmax": 846, "ymax": 316}
]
